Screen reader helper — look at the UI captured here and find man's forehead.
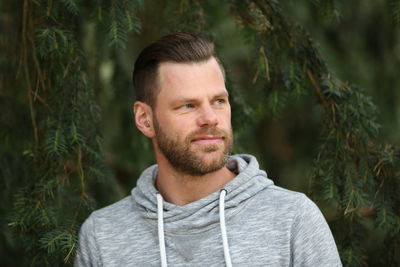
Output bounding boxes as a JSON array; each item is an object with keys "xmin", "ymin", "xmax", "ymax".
[
  {"xmin": 158, "ymin": 58, "xmax": 222, "ymax": 79},
  {"xmin": 157, "ymin": 58, "xmax": 226, "ymax": 96}
]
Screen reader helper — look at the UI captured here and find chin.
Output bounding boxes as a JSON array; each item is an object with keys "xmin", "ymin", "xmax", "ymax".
[
  {"xmin": 198, "ymin": 149, "xmax": 227, "ymax": 162},
  {"xmin": 193, "ymin": 147, "xmax": 221, "ymax": 156}
]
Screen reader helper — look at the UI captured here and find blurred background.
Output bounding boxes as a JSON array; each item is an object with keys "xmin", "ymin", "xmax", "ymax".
[{"xmin": 1, "ymin": 0, "xmax": 399, "ymax": 266}]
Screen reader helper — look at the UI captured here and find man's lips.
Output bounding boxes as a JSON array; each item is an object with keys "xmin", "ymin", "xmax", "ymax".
[{"xmin": 191, "ymin": 135, "xmax": 224, "ymax": 145}]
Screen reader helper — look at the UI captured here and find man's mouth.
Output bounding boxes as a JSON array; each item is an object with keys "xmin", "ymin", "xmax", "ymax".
[{"xmin": 191, "ymin": 135, "xmax": 224, "ymax": 146}]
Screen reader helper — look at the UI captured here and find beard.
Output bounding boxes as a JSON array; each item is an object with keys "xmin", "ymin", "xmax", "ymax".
[{"xmin": 153, "ymin": 117, "xmax": 233, "ymax": 177}]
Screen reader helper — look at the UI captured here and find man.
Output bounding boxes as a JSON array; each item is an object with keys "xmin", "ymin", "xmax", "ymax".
[{"xmin": 75, "ymin": 32, "xmax": 342, "ymax": 266}]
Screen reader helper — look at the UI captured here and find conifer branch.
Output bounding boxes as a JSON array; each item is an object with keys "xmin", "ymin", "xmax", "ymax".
[
  {"xmin": 306, "ymin": 69, "xmax": 330, "ymax": 111},
  {"xmin": 22, "ymin": 0, "xmax": 39, "ymax": 155}
]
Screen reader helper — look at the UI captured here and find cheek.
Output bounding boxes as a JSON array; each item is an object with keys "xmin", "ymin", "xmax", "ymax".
[
  {"xmin": 171, "ymin": 117, "xmax": 191, "ymax": 130},
  {"xmin": 219, "ymin": 110, "xmax": 232, "ymax": 125},
  {"xmin": 163, "ymin": 117, "xmax": 193, "ymax": 138}
]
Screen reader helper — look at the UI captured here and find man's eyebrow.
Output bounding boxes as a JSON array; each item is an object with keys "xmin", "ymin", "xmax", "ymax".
[
  {"xmin": 171, "ymin": 97, "xmax": 198, "ymax": 104},
  {"xmin": 171, "ymin": 91, "xmax": 229, "ymax": 105},
  {"xmin": 213, "ymin": 91, "xmax": 229, "ymax": 98}
]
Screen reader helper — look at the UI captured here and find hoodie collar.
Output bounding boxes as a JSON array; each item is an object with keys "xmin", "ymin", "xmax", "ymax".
[{"xmin": 131, "ymin": 154, "xmax": 273, "ymax": 234}]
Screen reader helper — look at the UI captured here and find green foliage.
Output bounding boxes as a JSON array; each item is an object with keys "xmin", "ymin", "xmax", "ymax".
[
  {"xmin": 39, "ymin": 226, "xmax": 77, "ymax": 258},
  {"xmin": 62, "ymin": 0, "xmax": 81, "ymax": 15},
  {"xmin": 44, "ymin": 120, "xmax": 68, "ymax": 157},
  {"xmin": 392, "ymin": 0, "xmax": 400, "ymax": 24},
  {"xmin": 1, "ymin": 0, "xmax": 399, "ymax": 266},
  {"xmin": 36, "ymin": 27, "xmax": 73, "ymax": 57},
  {"xmin": 103, "ymin": 0, "xmax": 143, "ymax": 48}
]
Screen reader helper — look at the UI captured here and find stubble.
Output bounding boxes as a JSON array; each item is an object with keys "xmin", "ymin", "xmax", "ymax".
[{"xmin": 153, "ymin": 117, "xmax": 233, "ymax": 177}]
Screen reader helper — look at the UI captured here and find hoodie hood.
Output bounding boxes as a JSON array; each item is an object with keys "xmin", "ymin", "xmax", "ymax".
[{"xmin": 131, "ymin": 154, "xmax": 274, "ymax": 234}]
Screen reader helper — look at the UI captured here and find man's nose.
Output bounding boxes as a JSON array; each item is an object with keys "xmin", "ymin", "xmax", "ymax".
[{"xmin": 197, "ymin": 104, "xmax": 218, "ymax": 127}]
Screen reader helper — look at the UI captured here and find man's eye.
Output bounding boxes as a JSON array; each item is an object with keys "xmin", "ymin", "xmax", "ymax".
[
  {"xmin": 215, "ymin": 99, "xmax": 226, "ymax": 105},
  {"xmin": 180, "ymin": 104, "xmax": 194, "ymax": 109}
]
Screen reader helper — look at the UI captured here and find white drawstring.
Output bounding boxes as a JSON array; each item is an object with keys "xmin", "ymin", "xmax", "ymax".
[
  {"xmin": 156, "ymin": 190, "xmax": 233, "ymax": 267},
  {"xmin": 157, "ymin": 193, "xmax": 168, "ymax": 267},
  {"xmin": 219, "ymin": 189, "xmax": 233, "ymax": 267}
]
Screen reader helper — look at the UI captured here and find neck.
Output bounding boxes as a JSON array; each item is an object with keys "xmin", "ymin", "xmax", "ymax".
[{"xmin": 155, "ymin": 154, "xmax": 235, "ymax": 206}]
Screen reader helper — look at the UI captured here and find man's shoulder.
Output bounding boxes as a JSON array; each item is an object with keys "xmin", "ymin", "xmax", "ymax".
[
  {"xmin": 264, "ymin": 184, "xmax": 308, "ymax": 203},
  {"xmin": 89, "ymin": 195, "xmax": 137, "ymax": 223},
  {"xmin": 257, "ymin": 183, "xmax": 319, "ymax": 216}
]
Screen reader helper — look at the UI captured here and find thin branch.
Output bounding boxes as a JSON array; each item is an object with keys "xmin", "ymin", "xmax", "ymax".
[
  {"xmin": 78, "ymin": 148, "xmax": 88, "ymax": 200},
  {"xmin": 22, "ymin": 0, "xmax": 39, "ymax": 154},
  {"xmin": 306, "ymin": 68, "xmax": 330, "ymax": 111}
]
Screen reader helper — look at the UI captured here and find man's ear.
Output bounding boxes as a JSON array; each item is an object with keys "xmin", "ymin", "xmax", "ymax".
[{"xmin": 133, "ymin": 101, "xmax": 155, "ymax": 138}]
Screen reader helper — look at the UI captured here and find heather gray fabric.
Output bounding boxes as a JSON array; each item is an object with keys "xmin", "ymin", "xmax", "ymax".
[{"xmin": 75, "ymin": 154, "xmax": 342, "ymax": 266}]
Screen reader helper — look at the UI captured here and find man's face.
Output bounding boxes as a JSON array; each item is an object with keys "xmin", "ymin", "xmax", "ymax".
[{"xmin": 153, "ymin": 57, "xmax": 233, "ymax": 176}]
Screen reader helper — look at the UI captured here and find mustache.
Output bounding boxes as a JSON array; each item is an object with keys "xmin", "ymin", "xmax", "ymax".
[{"xmin": 186, "ymin": 127, "xmax": 229, "ymax": 141}]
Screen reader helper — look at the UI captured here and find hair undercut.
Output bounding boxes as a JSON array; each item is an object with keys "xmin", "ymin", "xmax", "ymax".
[{"xmin": 132, "ymin": 32, "xmax": 225, "ymax": 107}]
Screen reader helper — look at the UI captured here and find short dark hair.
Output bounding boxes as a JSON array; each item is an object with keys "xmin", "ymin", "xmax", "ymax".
[{"xmin": 132, "ymin": 32, "xmax": 225, "ymax": 107}]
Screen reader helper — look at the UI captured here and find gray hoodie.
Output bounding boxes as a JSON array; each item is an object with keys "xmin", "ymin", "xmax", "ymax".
[{"xmin": 75, "ymin": 154, "xmax": 342, "ymax": 266}]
